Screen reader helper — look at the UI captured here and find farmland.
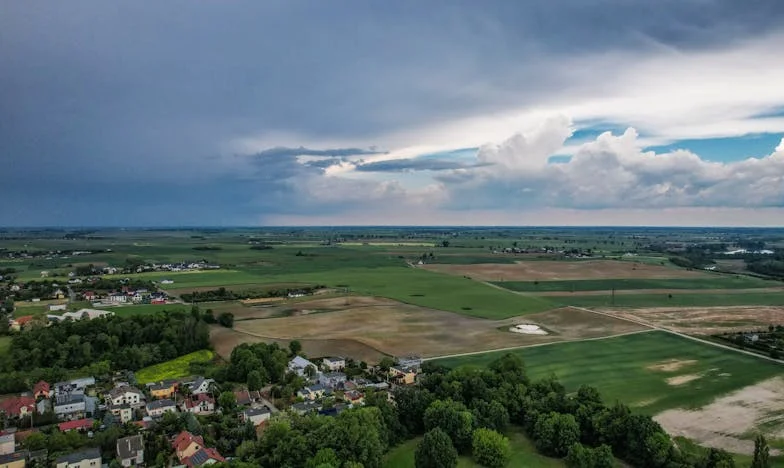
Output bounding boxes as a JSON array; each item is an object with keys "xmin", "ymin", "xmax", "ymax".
[
  {"xmin": 134, "ymin": 349, "xmax": 215, "ymax": 384},
  {"xmin": 494, "ymin": 275, "xmax": 776, "ymax": 292},
  {"xmin": 550, "ymin": 291, "xmax": 784, "ymax": 308}
]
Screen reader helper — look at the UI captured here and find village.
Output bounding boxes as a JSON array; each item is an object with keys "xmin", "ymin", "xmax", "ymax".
[{"xmin": 0, "ymin": 352, "xmax": 422, "ymax": 468}]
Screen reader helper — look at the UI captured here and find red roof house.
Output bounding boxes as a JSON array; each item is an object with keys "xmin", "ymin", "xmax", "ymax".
[
  {"xmin": 172, "ymin": 431, "xmax": 205, "ymax": 461},
  {"xmin": 33, "ymin": 381, "xmax": 50, "ymax": 399},
  {"xmin": 0, "ymin": 396, "xmax": 36, "ymax": 417},
  {"xmin": 182, "ymin": 447, "xmax": 225, "ymax": 467},
  {"xmin": 58, "ymin": 418, "xmax": 93, "ymax": 432}
]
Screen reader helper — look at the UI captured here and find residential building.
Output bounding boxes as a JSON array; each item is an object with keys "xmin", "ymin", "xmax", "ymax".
[
  {"xmin": 145, "ymin": 399, "xmax": 176, "ymax": 418},
  {"xmin": 0, "ymin": 451, "xmax": 27, "ymax": 468},
  {"xmin": 81, "ymin": 291, "xmax": 96, "ymax": 301},
  {"xmin": 116, "ymin": 435, "xmax": 144, "ymax": 467},
  {"xmin": 58, "ymin": 419, "xmax": 93, "ymax": 432},
  {"xmin": 49, "ymin": 304, "xmax": 67, "ymax": 312},
  {"xmin": 52, "ymin": 289, "xmax": 66, "ymax": 300},
  {"xmin": 321, "ymin": 357, "xmax": 345, "ymax": 372},
  {"xmin": 240, "ymin": 407, "xmax": 271, "ymax": 426},
  {"xmin": 54, "ymin": 377, "xmax": 95, "ymax": 397},
  {"xmin": 33, "ymin": 381, "xmax": 50, "ymax": 399},
  {"xmin": 54, "ymin": 394, "xmax": 86, "ymax": 420},
  {"xmin": 180, "ymin": 394, "xmax": 214, "ymax": 415},
  {"xmin": 297, "ymin": 384, "xmax": 326, "ymax": 401},
  {"xmin": 9, "ymin": 316, "xmax": 34, "ymax": 331},
  {"xmin": 105, "ymin": 386, "xmax": 145, "ymax": 407},
  {"xmin": 109, "ymin": 404, "xmax": 134, "ymax": 424},
  {"xmin": 149, "ymin": 381, "xmax": 177, "ymax": 399},
  {"xmin": 172, "ymin": 431, "xmax": 205, "ymax": 461},
  {"xmin": 397, "ymin": 356, "xmax": 422, "ymax": 369},
  {"xmin": 182, "ymin": 447, "xmax": 225, "ymax": 467},
  {"xmin": 288, "ymin": 356, "xmax": 317, "ymax": 377},
  {"xmin": 344, "ymin": 390, "xmax": 365, "ymax": 406},
  {"xmin": 389, "ymin": 366, "xmax": 417, "ymax": 385},
  {"xmin": 319, "ymin": 372, "xmax": 347, "ymax": 389},
  {"xmin": 233, "ymin": 390, "xmax": 262, "ymax": 407},
  {"xmin": 0, "ymin": 433, "xmax": 14, "ymax": 456},
  {"xmin": 55, "ymin": 447, "xmax": 101, "ymax": 468},
  {"xmin": 0, "ymin": 396, "xmax": 36, "ymax": 418},
  {"xmin": 187, "ymin": 377, "xmax": 215, "ymax": 395},
  {"xmin": 107, "ymin": 292, "xmax": 127, "ymax": 303},
  {"xmin": 290, "ymin": 401, "xmax": 321, "ymax": 415}
]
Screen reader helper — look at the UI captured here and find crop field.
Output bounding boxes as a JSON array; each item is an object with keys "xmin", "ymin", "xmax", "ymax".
[
  {"xmin": 215, "ymin": 298, "xmax": 646, "ymax": 361},
  {"xmin": 383, "ymin": 428, "xmax": 565, "ymax": 468},
  {"xmin": 434, "ymin": 331, "xmax": 784, "ymax": 454},
  {"xmin": 135, "ymin": 349, "xmax": 215, "ymax": 384},
  {"xmin": 600, "ymin": 306, "xmax": 784, "ymax": 334},
  {"xmin": 421, "ymin": 259, "xmax": 705, "ymax": 282},
  {"xmin": 494, "ymin": 276, "xmax": 775, "ymax": 292},
  {"xmin": 551, "ymin": 291, "xmax": 784, "ymax": 308}
]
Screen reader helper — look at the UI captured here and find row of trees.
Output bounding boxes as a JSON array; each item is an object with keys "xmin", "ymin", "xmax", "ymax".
[{"xmin": 181, "ymin": 285, "xmax": 325, "ymax": 303}]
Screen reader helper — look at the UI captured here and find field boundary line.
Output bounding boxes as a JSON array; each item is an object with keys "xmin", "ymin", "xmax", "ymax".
[
  {"xmin": 568, "ymin": 306, "xmax": 784, "ymax": 366},
  {"xmin": 227, "ymin": 326, "xmax": 393, "ymax": 357},
  {"xmin": 424, "ymin": 329, "xmax": 656, "ymax": 362}
]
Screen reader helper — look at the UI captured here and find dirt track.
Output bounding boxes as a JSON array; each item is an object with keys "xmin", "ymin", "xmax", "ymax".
[{"xmin": 420, "ymin": 260, "xmax": 706, "ymax": 281}]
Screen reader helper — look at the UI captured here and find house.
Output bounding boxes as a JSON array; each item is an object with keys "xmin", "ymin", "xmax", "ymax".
[
  {"xmin": 319, "ymin": 372, "xmax": 347, "ymax": 389},
  {"xmin": 145, "ymin": 399, "xmax": 176, "ymax": 418},
  {"xmin": 58, "ymin": 419, "xmax": 93, "ymax": 433},
  {"xmin": 55, "ymin": 447, "xmax": 101, "ymax": 468},
  {"xmin": 187, "ymin": 377, "xmax": 215, "ymax": 395},
  {"xmin": 54, "ymin": 377, "xmax": 95, "ymax": 397},
  {"xmin": 109, "ymin": 404, "xmax": 134, "ymax": 424},
  {"xmin": 297, "ymin": 384, "xmax": 326, "ymax": 401},
  {"xmin": 0, "ymin": 396, "xmax": 36, "ymax": 418},
  {"xmin": 344, "ymin": 390, "xmax": 365, "ymax": 406},
  {"xmin": 54, "ymin": 394, "xmax": 86, "ymax": 420},
  {"xmin": 149, "ymin": 381, "xmax": 177, "ymax": 399},
  {"xmin": 388, "ymin": 366, "xmax": 417, "ymax": 385},
  {"xmin": 233, "ymin": 390, "xmax": 262, "ymax": 407},
  {"xmin": 172, "ymin": 431, "xmax": 205, "ymax": 461},
  {"xmin": 49, "ymin": 304, "xmax": 67, "ymax": 312},
  {"xmin": 0, "ymin": 433, "xmax": 14, "ymax": 456},
  {"xmin": 240, "ymin": 407, "xmax": 271, "ymax": 426},
  {"xmin": 52, "ymin": 289, "xmax": 66, "ymax": 300},
  {"xmin": 116, "ymin": 435, "xmax": 144, "ymax": 467},
  {"xmin": 182, "ymin": 448, "xmax": 225, "ymax": 467},
  {"xmin": 9, "ymin": 316, "xmax": 34, "ymax": 332},
  {"xmin": 290, "ymin": 400, "xmax": 321, "ymax": 415},
  {"xmin": 180, "ymin": 394, "xmax": 215, "ymax": 415},
  {"xmin": 288, "ymin": 356, "xmax": 317, "ymax": 377},
  {"xmin": 107, "ymin": 292, "xmax": 127, "ymax": 303},
  {"xmin": 0, "ymin": 451, "xmax": 27, "ymax": 468},
  {"xmin": 33, "ymin": 381, "xmax": 51, "ymax": 399},
  {"xmin": 105, "ymin": 386, "xmax": 145, "ymax": 407},
  {"xmin": 81, "ymin": 291, "xmax": 96, "ymax": 301},
  {"xmin": 397, "ymin": 355, "xmax": 422, "ymax": 369},
  {"xmin": 321, "ymin": 357, "xmax": 345, "ymax": 372}
]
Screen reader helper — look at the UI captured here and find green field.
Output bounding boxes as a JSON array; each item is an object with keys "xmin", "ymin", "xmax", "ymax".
[
  {"xmin": 434, "ymin": 331, "xmax": 784, "ymax": 415},
  {"xmin": 383, "ymin": 428, "xmax": 564, "ymax": 468},
  {"xmin": 135, "ymin": 349, "xmax": 215, "ymax": 384},
  {"xmin": 494, "ymin": 276, "xmax": 775, "ymax": 292},
  {"xmin": 551, "ymin": 291, "xmax": 784, "ymax": 308},
  {"xmin": 104, "ymin": 303, "xmax": 192, "ymax": 317}
]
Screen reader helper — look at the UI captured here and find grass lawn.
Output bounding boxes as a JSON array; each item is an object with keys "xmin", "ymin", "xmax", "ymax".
[
  {"xmin": 102, "ymin": 303, "xmax": 192, "ymax": 317},
  {"xmin": 494, "ymin": 276, "xmax": 775, "ymax": 292},
  {"xmin": 0, "ymin": 336, "xmax": 11, "ymax": 356},
  {"xmin": 135, "ymin": 349, "xmax": 215, "ymax": 384},
  {"xmin": 383, "ymin": 428, "xmax": 565, "ymax": 468},
  {"xmin": 550, "ymin": 291, "xmax": 784, "ymax": 308},
  {"xmin": 434, "ymin": 331, "xmax": 784, "ymax": 415}
]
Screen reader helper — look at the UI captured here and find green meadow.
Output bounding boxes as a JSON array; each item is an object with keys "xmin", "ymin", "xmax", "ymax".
[
  {"xmin": 135, "ymin": 349, "xmax": 215, "ymax": 384},
  {"xmin": 434, "ymin": 331, "xmax": 784, "ymax": 415}
]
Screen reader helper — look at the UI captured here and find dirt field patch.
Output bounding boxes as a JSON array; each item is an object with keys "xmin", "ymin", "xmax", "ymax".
[
  {"xmin": 421, "ymin": 260, "xmax": 706, "ymax": 282},
  {"xmin": 655, "ymin": 377, "xmax": 784, "ymax": 454},
  {"xmin": 240, "ymin": 297, "xmax": 285, "ymax": 305},
  {"xmin": 647, "ymin": 359, "xmax": 698, "ymax": 372},
  {"xmin": 217, "ymin": 298, "xmax": 647, "ymax": 360},
  {"xmin": 667, "ymin": 374, "xmax": 702, "ymax": 386},
  {"xmin": 599, "ymin": 306, "xmax": 784, "ymax": 334}
]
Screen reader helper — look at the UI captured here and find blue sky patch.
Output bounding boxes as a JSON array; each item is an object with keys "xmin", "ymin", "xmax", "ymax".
[{"xmin": 646, "ymin": 133, "xmax": 783, "ymax": 162}]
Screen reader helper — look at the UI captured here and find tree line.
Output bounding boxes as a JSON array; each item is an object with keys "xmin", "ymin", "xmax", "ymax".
[{"xmin": 181, "ymin": 285, "xmax": 324, "ymax": 303}]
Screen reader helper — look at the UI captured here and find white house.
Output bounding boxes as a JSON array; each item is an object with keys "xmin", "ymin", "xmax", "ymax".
[
  {"xmin": 55, "ymin": 448, "xmax": 102, "ymax": 468},
  {"xmin": 49, "ymin": 304, "xmax": 67, "ymax": 312},
  {"xmin": 54, "ymin": 394, "xmax": 86, "ymax": 420},
  {"xmin": 241, "ymin": 407, "xmax": 271, "ymax": 426},
  {"xmin": 107, "ymin": 293, "xmax": 127, "ymax": 303},
  {"xmin": 146, "ymin": 399, "xmax": 176, "ymax": 418},
  {"xmin": 297, "ymin": 384, "xmax": 326, "ymax": 401},
  {"xmin": 288, "ymin": 356, "xmax": 317, "ymax": 377},
  {"xmin": 181, "ymin": 394, "xmax": 215, "ymax": 415},
  {"xmin": 105, "ymin": 386, "xmax": 145, "ymax": 407},
  {"xmin": 110, "ymin": 403, "xmax": 134, "ymax": 424},
  {"xmin": 187, "ymin": 377, "xmax": 215, "ymax": 395},
  {"xmin": 321, "ymin": 357, "xmax": 345, "ymax": 371}
]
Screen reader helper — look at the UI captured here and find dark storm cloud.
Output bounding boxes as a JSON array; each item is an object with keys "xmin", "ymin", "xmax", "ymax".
[{"xmin": 1, "ymin": 0, "xmax": 783, "ymax": 224}]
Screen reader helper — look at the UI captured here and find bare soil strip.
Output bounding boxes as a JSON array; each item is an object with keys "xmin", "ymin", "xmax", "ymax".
[{"xmin": 596, "ymin": 306, "xmax": 784, "ymax": 335}]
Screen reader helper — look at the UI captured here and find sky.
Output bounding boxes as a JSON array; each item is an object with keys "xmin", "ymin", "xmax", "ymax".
[{"xmin": 2, "ymin": 0, "xmax": 784, "ymax": 227}]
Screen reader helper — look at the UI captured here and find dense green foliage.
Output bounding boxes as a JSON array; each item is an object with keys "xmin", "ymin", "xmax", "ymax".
[
  {"xmin": 471, "ymin": 428, "xmax": 511, "ymax": 468},
  {"xmin": 415, "ymin": 428, "xmax": 458, "ymax": 468},
  {"xmin": 180, "ymin": 285, "xmax": 324, "ymax": 303}
]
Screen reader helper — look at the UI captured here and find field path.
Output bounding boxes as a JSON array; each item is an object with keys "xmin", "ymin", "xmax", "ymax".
[
  {"xmin": 569, "ymin": 306, "xmax": 784, "ymax": 365},
  {"xmin": 423, "ymin": 329, "xmax": 656, "ymax": 361}
]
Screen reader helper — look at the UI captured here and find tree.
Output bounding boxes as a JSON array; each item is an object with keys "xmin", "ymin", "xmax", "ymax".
[
  {"xmin": 415, "ymin": 428, "xmax": 458, "ymax": 468},
  {"xmin": 218, "ymin": 391, "xmax": 237, "ymax": 413},
  {"xmin": 2, "ymin": 298, "xmax": 13, "ymax": 314},
  {"xmin": 306, "ymin": 448, "xmax": 340, "ymax": 468},
  {"xmin": 442, "ymin": 240, "xmax": 450, "ymax": 248},
  {"xmin": 378, "ymin": 357, "xmax": 395, "ymax": 372},
  {"xmin": 472, "ymin": 428, "xmax": 511, "ymax": 468},
  {"xmin": 752, "ymin": 434, "xmax": 770, "ymax": 468},
  {"xmin": 424, "ymin": 400, "xmax": 475, "ymax": 453},
  {"xmin": 703, "ymin": 448, "xmax": 736, "ymax": 468},
  {"xmin": 203, "ymin": 309, "xmax": 216, "ymax": 324},
  {"xmin": 565, "ymin": 444, "xmax": 614, "ymax": 468},
  {"xmin": 247, "ymin": 370, "xmax": 264, "ymax": 391},
  {"xmin": 305, "ymin": 364, "xmax": 317, "ymax": 379},
  {"xmin": 218, "ymin": 312, "xmax": 234, "ymax": 328},
  {"xmin": 288, "ymin": 340, "xmax": 302, "ymax": 357},
  {"xmin": 532, "ymin": 412, "xmax": 580, "ymax": 457}
]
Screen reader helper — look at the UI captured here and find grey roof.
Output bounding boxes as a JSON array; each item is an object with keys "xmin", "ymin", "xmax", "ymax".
[
  {"xmin": 243, "ymin": 407, "xmax": 270, "ymax": 417},
  {"xmin": 55, "ymin": 393, "xmax": 85, "ymax": 406},
  {"xmin": 56, "ymin": 447, "xmax": 101, "ymax": 464},
  {"xmin": 146, "ymin": 399, "xmax": 175, "ymax": 410},
  {"xmin": 307, "ymin": 383, "xmax": 326, "ymax": 392},
  {"xmin": 108, "ymin": 386, "xmax": 143, "ymax": 398},
  {"xmin": 322, "ymin": 372, "xmax": 346, "ymax": 379},
  {"xmin": 188, "ymin": 448, "xmax": 212, "ymax": 466},
  {"xmin": 0, "ymin": 451, "xmax": 28, "ymax": 465},
  {"xmin": 117, "ymin": 435, "xmax": 144, "ymax": 460},
  {"xmin": 0, "ymin": 433, "xmax": 14, "ymax": 444},
  {"xmin": 324, "ymin": 357, "xmax": 344, "ymax": 363}
]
